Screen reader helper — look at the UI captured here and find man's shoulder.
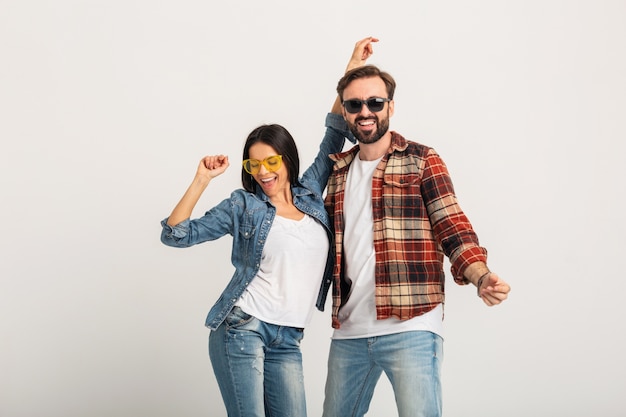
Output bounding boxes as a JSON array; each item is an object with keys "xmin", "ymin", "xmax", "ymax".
[{"xmin": 390, "ymin": 131, "xmax": 434, "ymax": 157}]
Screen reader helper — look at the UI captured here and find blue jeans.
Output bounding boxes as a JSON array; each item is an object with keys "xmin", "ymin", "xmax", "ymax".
[
  {"xmin": 208, "ymin": 306, "xmax": 307, "ymax": 417},
  {"xmin": 322, "ymin": 331, "xmax": 443, "ymax": 417}
]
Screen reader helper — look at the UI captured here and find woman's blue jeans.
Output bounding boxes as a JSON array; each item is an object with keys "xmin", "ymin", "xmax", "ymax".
[
  {"xmin": 322, "ymin": 331, "xmax": 443, "ymax": 417},
  {"xmin": 209, "ymin": 307, "xmax": 307, "ymax": 417}
]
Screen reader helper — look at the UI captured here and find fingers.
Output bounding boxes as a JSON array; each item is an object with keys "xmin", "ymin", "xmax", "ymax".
[
  {"xmin": 355, "ymin": 36, "xmax": 379, "ymax": 48},
  {"xmin": 479, "ymin": 274, "xmax": 511, "ymax": 306},
  {"xmin": 347, "ymin": 37, "xmax": 379, "ymax": 71},
  {"xmin": 361, "ymin": 36, "xmax": 379, "ymax": 59},
  {"xmin": 480, "ymin": 289, "xmax": 508, "ymax": 306},
  {"xmin": 356, "ymin": 36, "xmax": 378, "ymax": 59},
  {"xmin": 202, "ymin": 155, "xmax": 229, "ymax": 170}
]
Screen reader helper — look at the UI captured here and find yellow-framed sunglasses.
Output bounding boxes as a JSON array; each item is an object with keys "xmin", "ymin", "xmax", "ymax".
[{"xmin": 242, "ymin": 155, "xmax": 283, "ymax": 175}]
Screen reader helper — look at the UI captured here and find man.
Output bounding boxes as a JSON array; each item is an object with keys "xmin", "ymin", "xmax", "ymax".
[{"xmin": 322, "ymin": 37, "xmax": 511, "ymax": 417}]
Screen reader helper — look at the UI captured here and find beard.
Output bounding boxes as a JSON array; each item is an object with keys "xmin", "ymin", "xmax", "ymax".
[{"xmin": 348, "ymin": 111, "xmax": 390, "ymax": 144}]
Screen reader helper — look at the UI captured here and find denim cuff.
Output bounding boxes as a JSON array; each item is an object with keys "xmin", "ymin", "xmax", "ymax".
[
  {"xmin": 325, "ymin": 113, "xmax": 356, "ymax": 144},
  {"xmin": 161, "ymin": 218, "xmax": 190, "ymax": 239}
]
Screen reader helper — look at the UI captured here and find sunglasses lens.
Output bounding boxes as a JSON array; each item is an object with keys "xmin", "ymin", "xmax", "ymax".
[
  {"xmin": 243, "ymin": 159, "xmax": 260, "ymax": 174},
  {"xmin": 265, "ymin": 155, "xmax": 282, "ymax": 172},
  {"xmin": 344, "ymin": 100, "xmax": 363, "ymax": 114},
  {"xmin": 366, "ymin": 98, "xmax": 385, "ymax": 112}
]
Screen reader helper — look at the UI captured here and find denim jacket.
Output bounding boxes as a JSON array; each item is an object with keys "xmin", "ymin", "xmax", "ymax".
[{"xmin": 161, "ymin": 114, "xmax": 351, "ymax": 330}]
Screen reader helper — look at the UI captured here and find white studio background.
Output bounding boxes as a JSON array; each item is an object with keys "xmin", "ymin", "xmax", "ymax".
[{"xmin": 1, "ymin": 1, "xmax": 625, "ymax": 416}]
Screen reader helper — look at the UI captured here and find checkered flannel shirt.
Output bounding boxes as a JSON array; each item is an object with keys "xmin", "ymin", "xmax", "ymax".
[{"xmin": 324, "ymin": 131, "xmax": 487, "ymax": 329}]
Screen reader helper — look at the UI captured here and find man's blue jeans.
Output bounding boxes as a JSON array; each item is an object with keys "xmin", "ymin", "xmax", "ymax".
[
  {"xmin": 209, "ymin": 307, "xmax": 307, "ymax": 417},
  {"xmin": 322, "ymin": 331, "xmax": 443, "ymax": 417}
]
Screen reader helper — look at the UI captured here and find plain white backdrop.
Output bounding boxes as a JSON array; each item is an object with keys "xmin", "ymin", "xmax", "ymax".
[{"xmin": 2, "ymin": 1, "xmax": 625, "ymax": 416}]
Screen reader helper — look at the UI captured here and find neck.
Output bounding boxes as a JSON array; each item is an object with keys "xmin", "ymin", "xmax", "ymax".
[
  {"xmin": 269, "ymin": 187, "xmax": 293, "ymax": 206},
  {"xmin": 358, "ymin": 134, "xmax": 391, "ymax": 161}
]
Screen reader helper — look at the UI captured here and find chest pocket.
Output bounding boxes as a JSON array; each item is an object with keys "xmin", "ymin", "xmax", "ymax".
[
  {"xmin": 239, "ymin": 226, "xmax": 255, "ymax": 239},
  {"xmin": 383, "ymin": 172, "xmax": 421, "ymax": 188},
  {"xmin": 238, "ymin": 214, "xmax": 257, "ymax": 260},
  {"xmin": 382, "ymin": 173, "xmax": 425, "ymax": 222}
]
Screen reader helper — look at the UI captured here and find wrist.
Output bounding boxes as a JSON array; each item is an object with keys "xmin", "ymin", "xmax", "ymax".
[
  {"xmin": 345, "ymin": 61, "xmax": 364, "ymax": 73},
  {"xmin": 476, "ymin": 271, "xmax": 491, "ymax": 297},
  {"xmin": 192, "ymin": 175, "xmax": 211, "ymax": 189}
]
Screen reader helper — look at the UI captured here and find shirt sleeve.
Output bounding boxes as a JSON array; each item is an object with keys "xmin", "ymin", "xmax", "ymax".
[
  {"xmin": 161, "ymin": 218, "xmax": 191, "ymax": 242},
  {"xmin": 325, "ymin": 113, "xmax": 356, "ymax": 144},
  {"xmin": 160, "ymin": 195, "xmax": 236, "ymax": 248},
  {"xmin": 300, "ymin": 113, "xmax": 352, "ymax": 190},
  {"xmin": 421, "ymin": 149, "xmax": 487, "ymax": 284}
]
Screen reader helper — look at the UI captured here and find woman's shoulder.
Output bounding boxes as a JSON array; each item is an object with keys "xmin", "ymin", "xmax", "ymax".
[
  {"xmin": 292, "ymin": 180, "xmax": 325, "ymax": 203},
  {"xmin": 228, "ymin": 188, "xmax": 268, "ymax": 208}
]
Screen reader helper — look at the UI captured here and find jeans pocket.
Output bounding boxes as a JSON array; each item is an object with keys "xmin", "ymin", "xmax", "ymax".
[
  {"xmin": 286, "ymin": 326, "xmax": 305, "ymax": 346},
  {"xmin": 224, "ymin": 306, "xmax": 255, "ymax": 328}
]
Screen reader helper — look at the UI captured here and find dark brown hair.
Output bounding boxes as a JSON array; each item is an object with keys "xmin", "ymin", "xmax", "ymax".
[{"xmin": 336, "ymin": 64, "xmax": 396, "ymax": 101}]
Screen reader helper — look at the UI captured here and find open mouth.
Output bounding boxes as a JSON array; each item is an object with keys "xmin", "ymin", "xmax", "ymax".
[
  {"xmin": 357, "ymin": 118, "xmax": 377, "ymax": 132},
  {"xmin": 259, "ymin": 176, "xmax": 277, "ymax": 186}
]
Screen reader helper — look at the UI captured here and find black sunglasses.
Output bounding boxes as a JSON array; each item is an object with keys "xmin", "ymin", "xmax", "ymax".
[{"xmin": 342, "ymin": 97, "xmax": 391, "ymax": 114}]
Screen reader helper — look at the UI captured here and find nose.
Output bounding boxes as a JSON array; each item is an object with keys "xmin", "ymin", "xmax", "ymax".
[
  {"xmin": 356, "ymin": 102, "xmax": 373, "ymax": 116},
  {"xmin": 258, "ymin": 164, "xmax": 269, "ymax": 175}
]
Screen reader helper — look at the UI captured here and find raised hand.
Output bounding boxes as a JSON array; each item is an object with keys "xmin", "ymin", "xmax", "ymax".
[
  {"xmin": 197, "ymin": 154, "xmax": 230, "ymax": 180},
  {"xmin": 166, "ymin": 154, "xmax": 230, "ymax": 227},
  {"xmin": 346, "ymin": 36, "xmax": 379, "ymax": 72}
]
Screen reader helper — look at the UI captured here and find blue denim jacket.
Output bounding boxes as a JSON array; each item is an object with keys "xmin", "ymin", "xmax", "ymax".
[{"xmin": 161, "ymin": 114, "xmax": 351, "ymax": 330}]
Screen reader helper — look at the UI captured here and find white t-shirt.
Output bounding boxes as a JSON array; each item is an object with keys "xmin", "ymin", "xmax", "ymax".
[
  {"xmin": 236, "ymin": 213, "xmax": 329, "ymax": 328},
  {"xmin": 333, "ymin": 152, "xmax": 444, "ymax": 340}
]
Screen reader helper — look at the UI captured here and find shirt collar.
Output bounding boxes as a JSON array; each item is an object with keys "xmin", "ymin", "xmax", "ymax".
[{"xmin": 330, "ymin": 131, "xmax": 406, "ymax": 168}]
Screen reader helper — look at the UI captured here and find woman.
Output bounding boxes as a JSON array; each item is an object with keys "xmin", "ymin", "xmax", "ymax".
[{"xmin": 160, "ymin": 38, "xmax": 375, "ymax": 417}]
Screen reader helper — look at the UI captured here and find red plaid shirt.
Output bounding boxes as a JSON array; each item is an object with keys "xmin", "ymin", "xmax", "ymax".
[{"xmin": 324, "ymin": 131, "xmax": 487, "ymax": 329}]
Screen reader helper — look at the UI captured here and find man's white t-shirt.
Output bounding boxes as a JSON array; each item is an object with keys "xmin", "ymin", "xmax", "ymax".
[{"xmin": 333, "ymin": 152, "xmax": 444, "ymax": 340}]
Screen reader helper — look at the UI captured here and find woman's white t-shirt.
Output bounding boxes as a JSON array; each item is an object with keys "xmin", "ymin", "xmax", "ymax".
[{"xmin": 236, "ymin": 213, "xmax": 329, "ymax": 328}]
